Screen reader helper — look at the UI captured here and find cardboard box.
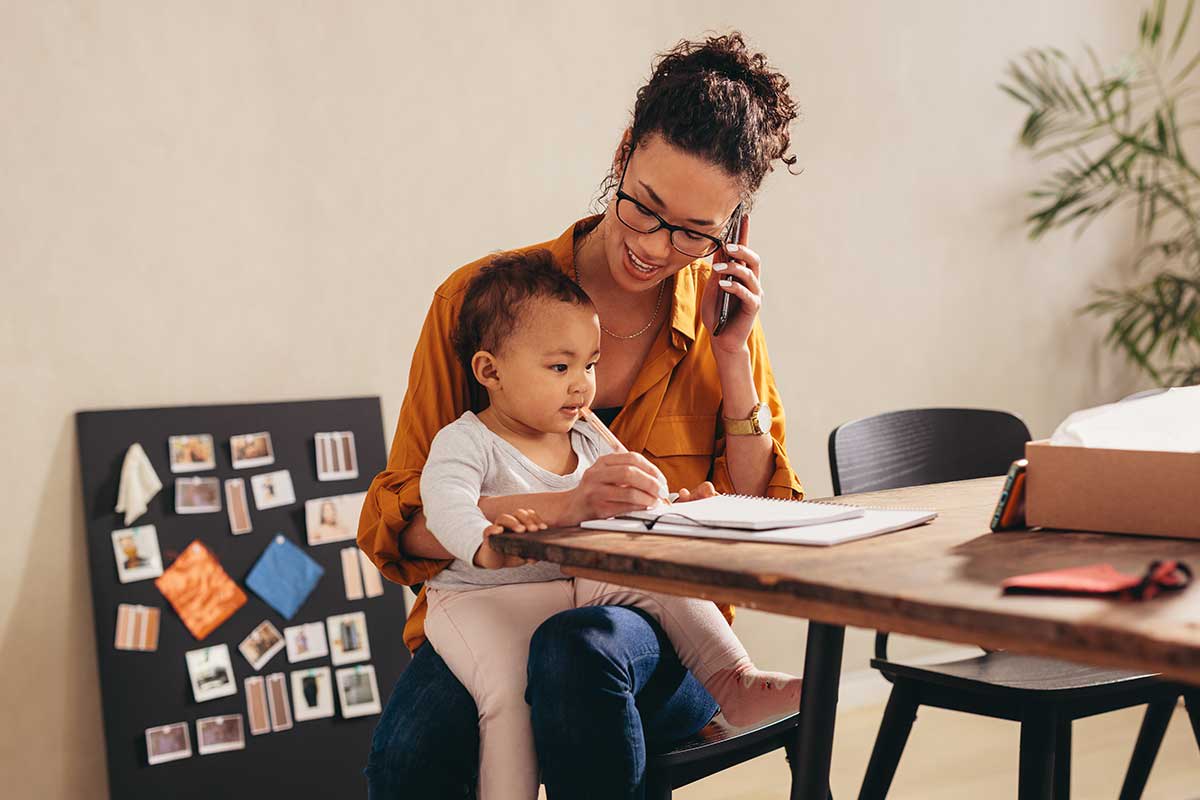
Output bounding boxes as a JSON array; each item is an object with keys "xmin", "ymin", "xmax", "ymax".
[{"xmin": 1025, "ymin": 439, "xmax": 1200, "ymax": 539}]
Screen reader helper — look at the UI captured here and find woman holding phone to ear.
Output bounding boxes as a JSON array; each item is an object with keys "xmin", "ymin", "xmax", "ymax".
[{"xmin": 359, "ymin": 32, "xmax": 802, "ymax": 799}]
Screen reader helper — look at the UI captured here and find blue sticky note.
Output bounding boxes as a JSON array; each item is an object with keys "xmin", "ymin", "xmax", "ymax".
[{"xmin": 245, "ymin": 535, "xmax": 324, "ymax": 620}]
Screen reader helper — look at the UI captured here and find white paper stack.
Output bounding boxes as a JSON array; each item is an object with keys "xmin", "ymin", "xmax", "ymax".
[{"xmin": 1049, "ymin": 385, "xmax": 1200, "ymax": 452}]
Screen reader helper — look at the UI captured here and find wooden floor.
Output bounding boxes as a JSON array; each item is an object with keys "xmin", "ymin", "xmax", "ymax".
[{"xmin": 675, "ymin": 699, "xmax": 1200, "ymax": 800}]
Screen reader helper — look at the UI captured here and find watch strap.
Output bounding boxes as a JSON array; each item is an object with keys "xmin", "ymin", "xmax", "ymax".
[
  {"xmin": 722, "ymin": 403, "xmax": 768, "ymax": 436},
  {"xmin": 723, "ymin": 417, "xmax": 759, "ymax": 436}
]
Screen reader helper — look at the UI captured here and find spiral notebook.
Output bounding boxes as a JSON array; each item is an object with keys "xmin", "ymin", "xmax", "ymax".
[
  {"xmin": 582, "ymin": 507, "xmax": 938, "ymax": 547},
  {"xmin": 619, "ymin": 495, "xmax": 865, "ymax": 531}
]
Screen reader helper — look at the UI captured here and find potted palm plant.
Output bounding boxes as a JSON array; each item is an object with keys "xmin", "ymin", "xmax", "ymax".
[{"xmin": 1003, "ymin": 0, "xmax": 1200, "ymax": 385}]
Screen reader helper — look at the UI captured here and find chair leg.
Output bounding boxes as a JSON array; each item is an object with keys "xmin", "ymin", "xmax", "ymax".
[
  {"xmin": 857, "ymin": 683, "xmax": 919, "ymax": 800},
  {"xmin": 1185, "ymin": 691, "xmax": 1200, "ymax": 751},
  {"xmin": 644, "ymin": 771, "xmax": 673, "ymax": 800},
  {"xmin": 1118, "ymin": 697, "xmax": 1177, "ymax": 800},
  {"xmin": 1053, "ymin": 718, "xmax": 1071, "ymax": 800},
  {"xmin": 1018, "ymin": 706, "xmax": 1057, "ymax": 800}
]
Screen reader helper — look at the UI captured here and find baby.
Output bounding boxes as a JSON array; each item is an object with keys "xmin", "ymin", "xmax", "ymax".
[{"xmin": 420, "ymin": 249, "xmax": 802, "ymax": 799}]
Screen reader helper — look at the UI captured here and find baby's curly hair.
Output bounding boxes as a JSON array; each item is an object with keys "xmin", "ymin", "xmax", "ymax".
[
  {"xmin": 602, "ymin": 32, "xmax": 800, "ymax": 200},
  {"xmin": 452, "ymin": 249, "xmax": 594, "ymax": 375}
]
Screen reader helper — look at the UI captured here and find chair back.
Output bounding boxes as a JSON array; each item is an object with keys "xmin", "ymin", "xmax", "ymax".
[
  {"xmin": 828, "ymin": 408, "xmax": 1031, "ymax": 496},
  {"xmin": 828, "ymin": 407, "xmax": 1031, "ymax": 661}
]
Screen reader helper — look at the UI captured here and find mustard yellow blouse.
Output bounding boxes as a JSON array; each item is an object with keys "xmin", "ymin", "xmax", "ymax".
[{"xmin": 358, "ymin": 217, "xmax": 805, "ymax": 651}]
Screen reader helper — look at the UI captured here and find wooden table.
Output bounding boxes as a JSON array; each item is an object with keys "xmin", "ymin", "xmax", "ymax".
[{"xmin": 491, "ymin": 477, "xmax": 1200, "ymax": 799}]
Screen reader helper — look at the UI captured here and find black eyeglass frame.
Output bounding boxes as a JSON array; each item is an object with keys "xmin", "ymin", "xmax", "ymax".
[{"xmin": 613, "ymin": 144, "xmax": 742, "ymax": 259}]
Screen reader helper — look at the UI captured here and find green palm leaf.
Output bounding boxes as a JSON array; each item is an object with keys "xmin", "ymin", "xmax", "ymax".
[{"xmin": 1005, "ymin": 1, "xmax": 1200, "ymax": 386}]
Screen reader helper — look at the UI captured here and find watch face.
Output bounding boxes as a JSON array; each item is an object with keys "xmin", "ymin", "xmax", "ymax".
[{"xmin": 755, "ymin": 404, "xmax": 772, "ymax": 434}]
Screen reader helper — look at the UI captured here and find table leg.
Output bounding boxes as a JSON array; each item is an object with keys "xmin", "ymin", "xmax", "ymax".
[{"xmin": 791, "ymin": 622, "xmax": 846, "ymax": 800}]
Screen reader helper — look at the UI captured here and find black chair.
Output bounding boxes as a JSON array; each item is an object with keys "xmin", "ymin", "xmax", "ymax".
[
  {"xmin": 406, "ymin": 586, "xmax": 808, "ymax": 800},
  {"xmin": 828, "ymin": 407, "xmax": 1200, "ymax": 799},
  {"xmin": 646, "ymin": 713, "xmax": 803, "ymax": 799}
]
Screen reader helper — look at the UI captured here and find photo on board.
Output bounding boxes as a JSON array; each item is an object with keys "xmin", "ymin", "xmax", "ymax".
[
  {"xmin": 304, "ymin": 491, "xmax": 366, "ymax": 546},
  {"xmin": 314, "ymin": 431, "xmax": 358, "ymax": 481},
  {"xmin": 238, "ymin": 620, "xmax": 285, "ymax": 671},
  {"xmin": 145, "ymin": 722, "xmax": 192, "ymax": 765},
  {"xmin": 336, "ymin": 664, "xmax": 382, "ymax": 718},
  {"xmin": 230, "ymin": 432, "xmax": 274, "ymax": 470},
  {"xmin": 168, "ymin": 434, "xmax": 216, "ymax": 474},
  {"xmin": 196, "ymin": 714, "xmax": 246, "ymax": 755},
  {"xmin": 244, "ymin": 676, "xmax": 271, "ymax": 736},
  {"xmin": 224, "ymin": 477, "xmax": 252, "ymax": 534},
  {"xmin": 326, "ymin": 611, "xmax": 371, "ymax": 666},
  {"xmin": 250, "ymin": 469, "xmax": 296, "ymax": 510},
  {"xmin": 265, "ymin": 672, "xmax": 293, "ymax": 731},
  {"xmin": 284, "ymin": 621, "xmax": 328, "ymax": 663},
  {"xmin": 359, "ymin": 549, "xmax": 385, "ymax": 598},
  {"xmin": 290, "ymin": 666, "xmax": 335, "ymax": 722},
  {"xmin": 114, "ymin": 603, "xmax": 160, "ymax": 651},
  {"xmin": 186, "ymin": 643, "xmax": 238, "ymax": 703},
  {"xmin": 111, "ymin": 525, "xmax": 163, "ymax": 584},
  {"xmin": 175, "ymin": 477, "xmax": 222, "ymax": 514}
]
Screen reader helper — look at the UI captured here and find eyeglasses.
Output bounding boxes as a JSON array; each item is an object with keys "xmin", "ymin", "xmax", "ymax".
[{"xmin": 614, "ymin": 146, "xmax": 741, "ymax": 259}]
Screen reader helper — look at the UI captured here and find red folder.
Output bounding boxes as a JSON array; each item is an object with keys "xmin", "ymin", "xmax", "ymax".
[{"xmin": 1001, "ymin": 560, "xmax": 1191, "ymax": 600}]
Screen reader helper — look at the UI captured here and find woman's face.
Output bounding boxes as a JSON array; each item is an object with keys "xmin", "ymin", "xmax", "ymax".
[
  {"xmin": 321, "ymin": 502, "xmax": 337, "ymax": 525},
  {"xmin": 599, "ymin": 132, "xmax": 742, "ymax": 294}
]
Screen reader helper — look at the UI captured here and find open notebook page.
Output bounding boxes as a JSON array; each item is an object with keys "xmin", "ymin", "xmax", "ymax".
[
  {"xmin": 620, "ymin": 494, "xmax": 864, "ymax": 531},
  {"xmin": 585, "ymin": 508, "xmax": 937, "ymax": 546}
]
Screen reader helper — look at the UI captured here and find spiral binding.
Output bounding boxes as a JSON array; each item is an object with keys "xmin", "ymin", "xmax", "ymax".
[
  {"xmin": 715, "ymin": 495, "xmax": 927, "ymax": 512},
  {"xmin": 806, "ymin": 499, "xmax": 938, "ymax": 512}
]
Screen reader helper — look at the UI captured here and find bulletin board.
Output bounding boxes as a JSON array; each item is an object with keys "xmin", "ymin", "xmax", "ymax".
[{"xmin": 76, "ymin": 397, "xmax": 409, "ymax": 799}]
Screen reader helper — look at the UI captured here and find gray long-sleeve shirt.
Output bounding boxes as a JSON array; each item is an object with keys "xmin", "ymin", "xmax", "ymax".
[{"xmin": 422, "ymin": 411, "xmax": 609, "ymax": 591}]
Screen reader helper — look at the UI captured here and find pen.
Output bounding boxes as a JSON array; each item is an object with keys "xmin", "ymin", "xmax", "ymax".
[{"xmin": 578, "ymin": 407, "xmax": 671, "ymax": 504}]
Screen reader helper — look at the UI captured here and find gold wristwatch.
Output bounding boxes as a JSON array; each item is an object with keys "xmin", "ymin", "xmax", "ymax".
[{"xmin": 723, "ymin": 403, "xmax": 772, "ymax": 436}]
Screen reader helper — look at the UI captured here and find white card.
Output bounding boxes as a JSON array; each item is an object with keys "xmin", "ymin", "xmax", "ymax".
[
  {"xmin": 341, "ymin": 547, "xmax": 364, "ymax": 601},
  {"xmin": 336, "ymin": 664, "xmax": 382, "ymax": 718},
  {"xmin": 359, "ymin": 550, "xmax": 384, "ymax": 598},
  {"xmin": 290, "ymin": 667, "xmax": 335, "ymax": 722},
  {"xmin": 244, "ymin": 676, "xmax": 271, "ymax": 736}
]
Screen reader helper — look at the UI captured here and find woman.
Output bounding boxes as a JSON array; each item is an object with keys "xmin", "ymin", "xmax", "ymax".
[{"xmin": 358, "ymin": 32, "xmax": 803, "ymax": 799}]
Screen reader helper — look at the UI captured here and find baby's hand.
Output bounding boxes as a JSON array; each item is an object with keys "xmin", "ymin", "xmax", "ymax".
[
  {"xmin": 471, "ymin": 509, "xmax": 547, "ymax": 570},
  {"xmin": 472, "ymin": 525, "xmax": 524, "ymax": 569},
  {"xmin": 492, "ymin": 508, "xmax": 549, "ymax": 533}
]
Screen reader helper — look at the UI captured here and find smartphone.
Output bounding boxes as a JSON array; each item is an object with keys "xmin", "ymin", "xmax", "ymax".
[
  {"xmin": 990, "ymin": 458, "xmax": 1028, "ymax": 532},
  {"xmin": 712, "ymin": 212, "xmax": 748, "ymax": 337}
]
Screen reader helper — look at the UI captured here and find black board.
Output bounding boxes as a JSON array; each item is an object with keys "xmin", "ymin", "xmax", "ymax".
[{"xmin": 76, "ymin": 397, "xmax": 408, "ymax": 799}]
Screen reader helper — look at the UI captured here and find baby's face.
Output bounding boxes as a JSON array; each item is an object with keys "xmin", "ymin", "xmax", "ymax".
[{"xmin": 489, "ymin": 299, "xmax": 600, "ymax": 435}]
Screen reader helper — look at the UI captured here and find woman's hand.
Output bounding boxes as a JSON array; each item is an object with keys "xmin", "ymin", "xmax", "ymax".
[
  {"xmin": 675, "ymin": 481, "xmax": 718, "ymax": 503},
  {"xmin": 700, "ymin": 226, "xmax": 763, "ymax": 356},
  {"xmin": 696, "ymin": 215, "xmax": 775, "ymax": 496},
  {"xmin": 472, "ymin": 509, "xmax": 546, "ymax": 569},
  {"xmin": 562, "ymin": 453, "xmax": 669, "ymax": 524}
]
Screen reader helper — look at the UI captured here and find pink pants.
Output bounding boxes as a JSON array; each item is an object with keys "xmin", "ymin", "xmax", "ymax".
[{"xmin": 425, "ymin": 579, "xmax": 747, "ymax": 800}]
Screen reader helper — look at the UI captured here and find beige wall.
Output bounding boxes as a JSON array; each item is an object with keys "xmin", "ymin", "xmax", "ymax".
[{"xmin": 1, "ymin": 1, "xmax": 1150, "ymax": 795}]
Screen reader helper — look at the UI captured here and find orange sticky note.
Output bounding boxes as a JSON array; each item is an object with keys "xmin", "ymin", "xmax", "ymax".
[{"xmin": 155, "ymin": 540, "xmax": 246, "ymax": 640}]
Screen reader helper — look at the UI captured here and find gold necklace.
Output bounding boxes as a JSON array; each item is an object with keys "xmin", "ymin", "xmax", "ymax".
[{"xmin": 574, "ymin": 262, "xmax": 667, "ymax": 340}]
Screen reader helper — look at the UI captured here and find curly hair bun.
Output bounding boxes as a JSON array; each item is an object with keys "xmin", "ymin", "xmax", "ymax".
[{"xmin": 630, "ymin": 32, "xmax": 799, "ymax": 195}]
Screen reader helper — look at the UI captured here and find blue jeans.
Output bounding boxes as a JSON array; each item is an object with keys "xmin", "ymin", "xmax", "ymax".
[{"xmin": 365, "ymin": 604, "xmax": 719, "ymax": 800}]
